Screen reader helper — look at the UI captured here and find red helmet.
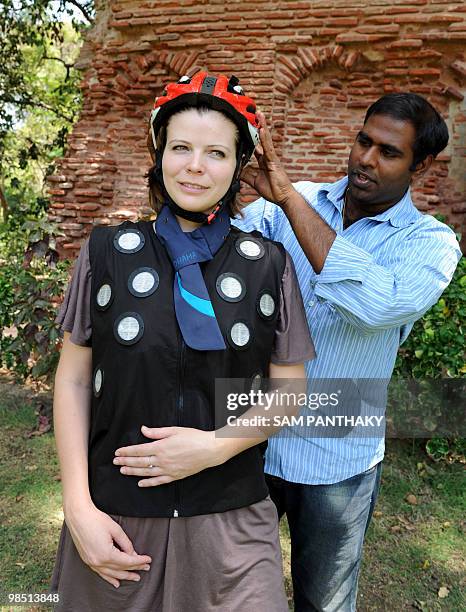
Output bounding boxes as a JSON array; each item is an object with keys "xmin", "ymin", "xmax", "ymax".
[{"xmin": 150, "ymin": 72, "xmax": 260, "ymax": 161}]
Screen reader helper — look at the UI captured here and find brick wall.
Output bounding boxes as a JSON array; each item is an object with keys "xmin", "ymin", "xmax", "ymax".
[{"xmin": 49, "ymin": 0, "xmax": 466, "ymax": 258}]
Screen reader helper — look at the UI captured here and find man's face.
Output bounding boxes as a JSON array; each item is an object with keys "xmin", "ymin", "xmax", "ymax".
[{"xmin": 347, "ymin": 113, "xmax": 417, "ymax": 210}]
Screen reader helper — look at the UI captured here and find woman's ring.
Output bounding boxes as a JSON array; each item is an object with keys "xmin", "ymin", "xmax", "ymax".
[{"xmin": 148, "ymin": 456, "xmax": 155, "ymax": 468}]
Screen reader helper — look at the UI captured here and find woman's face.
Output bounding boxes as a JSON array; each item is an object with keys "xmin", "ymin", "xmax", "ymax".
[{"xmin": 162, "ymin": 108, "xmax": 238, "ymax": 216}]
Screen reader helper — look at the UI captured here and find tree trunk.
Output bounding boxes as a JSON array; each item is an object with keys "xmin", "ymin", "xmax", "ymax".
[{"xmin": 0, "ymin": 183, "xmax": 8, "ymax": 222}]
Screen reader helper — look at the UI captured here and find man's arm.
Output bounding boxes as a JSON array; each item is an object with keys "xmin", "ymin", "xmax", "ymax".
[
  {"xmin": 313, "ymin": 225, "xmax": 461, "ymax": 333},
  {"xmin": 241, "ymin": 111, "xmax": 336, "ymax": 273},
  {"xmin": 241, "ymin": 112, "xmax": 461, "ymax": 330}
]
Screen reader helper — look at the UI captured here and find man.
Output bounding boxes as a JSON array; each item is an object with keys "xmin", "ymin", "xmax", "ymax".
[{"xmin": 235, "ymin": 93, "xmax": 462, "ymax": 611}]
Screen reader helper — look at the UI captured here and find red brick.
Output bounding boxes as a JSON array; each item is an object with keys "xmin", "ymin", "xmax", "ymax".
[
  {"xmin": 409, "ymin": 68, "xmax": 442, "ymax": 77},
  {"xmin": 336, "ymin": 33, "xmax": 396, "ymax": 43},
  {"xmin": 444, "ymin": 86, "xmax": 464, "ymax": 101},
  {"xmin": 356, "ymin": 24, "xmax": 400, "ymax": 34},
  {"xmin": 389, "ymin": 39, "xmax": 423, "ymax": 48},
  {"xmin": 325, "ymin": 18, "xmax": 359, "ymax": 27},
  {"xmin": 74, "ymin": 189, "xmax": 102, "ymax": 198},
  {"xmin": 428, "ymin": 14, "xmax": 464, "ymax": 24},
  {"xmin": 393, "ymin": 15, "xmax": 427, "ymax": 24},
  {"xmin": 450, "ymin": 60, "xmax": 466, "ymax": 77}
]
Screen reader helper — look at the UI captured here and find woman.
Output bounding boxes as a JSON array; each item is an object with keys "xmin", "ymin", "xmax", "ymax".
[{"xmin": 51, "ymin": 72, "xmax": 315, "ymax": 611}]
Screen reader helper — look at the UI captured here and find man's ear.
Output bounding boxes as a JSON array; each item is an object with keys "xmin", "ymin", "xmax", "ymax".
[{"xmin": 412, "ymin": 154, "xmax": 433, "ymax": 179}]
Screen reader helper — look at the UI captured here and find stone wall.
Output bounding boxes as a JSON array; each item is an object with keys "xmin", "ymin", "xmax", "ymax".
[{"xmin": 48, "ymin": 0, "xmax": 466, "ymax": 258}]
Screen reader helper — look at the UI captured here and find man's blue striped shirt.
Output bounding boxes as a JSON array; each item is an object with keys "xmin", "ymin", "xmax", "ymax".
[{"xmin": 233, "ymin": 176, "xmax": 461, "ymax": 484}]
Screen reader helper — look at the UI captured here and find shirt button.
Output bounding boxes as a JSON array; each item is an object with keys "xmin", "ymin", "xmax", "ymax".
[{"xmin": 308, "ymin": 300, "xmax": 315, "ymax": 307}]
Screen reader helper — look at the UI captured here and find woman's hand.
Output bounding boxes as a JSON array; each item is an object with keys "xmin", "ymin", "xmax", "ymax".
[
  {"xmin": 114, "ymin": 426, "xmax": 222, "ymax": 487},
  {"xmin": 65, "ymin": 503, "xmax": 152, "ymax": 588},
  {"xmin": 241, "ymin": 111, "xmax": 296, "ymax": 208}
]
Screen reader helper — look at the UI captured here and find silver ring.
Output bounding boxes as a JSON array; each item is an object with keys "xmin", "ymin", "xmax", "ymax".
[{"xmin": 148, "ymin": 456, "xmax": 155, "ymax": 469}]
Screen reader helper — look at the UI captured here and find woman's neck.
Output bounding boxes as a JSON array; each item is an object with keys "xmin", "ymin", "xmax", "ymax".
[{"xmin": 175, "ymin": 215, "xmax": 203, "ymax": 233}]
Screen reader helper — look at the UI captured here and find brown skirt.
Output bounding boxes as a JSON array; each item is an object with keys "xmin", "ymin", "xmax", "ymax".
[{"xmin": 50, "ymin": 497, "xmax": 288, "ymax": 612}]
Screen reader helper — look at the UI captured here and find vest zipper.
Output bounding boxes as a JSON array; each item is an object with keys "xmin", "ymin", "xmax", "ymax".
[{"xmin": 173, "ymin": 337, "xmax": 186, "ymax": 518}]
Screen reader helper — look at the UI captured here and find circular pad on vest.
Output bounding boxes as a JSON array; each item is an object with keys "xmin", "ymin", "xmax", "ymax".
[
  {"xmin": 250, "ymin": 372, "xmax": 263, "ymax": 393},
  {"xmin": 114, "ymin": 229, "xmax": 145, "ymax": 254},
  {"xmin": 216, "ymin": 273, "xmax": 246, "ymax": 303},
  {"xmin": 235, "ymin": 236, "xmax": 265, "ymax": 261},
  {"xmin": 128, "ymin": 267, "xmax": 159, "ymax": 298},
  {"xmin": 114, "ymin": 312, "xmax": 144, "ymax": 345},
  {"xmin": 96, "ymin": 283, "xmax": 113, "ymax": 310},
  {"xmin": 257, "ymin": 291, "xmax": 276, "ymax": 320},
  {"xmin": 93, "ymin": 367, "xmax": 104, "ymax": 397},
  {"xmin": 228, "ymin": 321, "xmax": 251, "ymax": 350}
]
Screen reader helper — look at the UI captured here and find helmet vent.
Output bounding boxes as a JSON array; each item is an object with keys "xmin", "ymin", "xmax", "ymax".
[
  {"xmin": 200, "ymin": 76, "xmax": 217, "ymax": 94},
  {"xmin": 227, "ymin": 75, "xmax": 240, "ymax": 93}
]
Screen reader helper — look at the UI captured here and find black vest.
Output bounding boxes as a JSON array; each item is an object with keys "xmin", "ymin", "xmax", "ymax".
[{"xmin": 88, "ymin": 220, "xmax": 286, "ymax": 517}]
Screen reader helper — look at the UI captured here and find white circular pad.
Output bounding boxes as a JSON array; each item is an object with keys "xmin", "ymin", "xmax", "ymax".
[
  {"xmin": 230, "ymin": 322, "xmax": 250, "ymax": 347},
  {"xmin": 96, "ymin": 284, "xmax": 112, "ymax": 308},
  {"xmin": 117, "ymin": 316, "xmax": 140, "ymax": 342},
  {"xmin": 259, "ymin": 293, "xmax": 275, "ymax": 317}
]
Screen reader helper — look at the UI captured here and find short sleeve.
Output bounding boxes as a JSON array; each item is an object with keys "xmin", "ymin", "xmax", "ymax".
[
  {"xmin": 271, "ymin": 251, "xmax": 316, "ymax": 365},
  {"xmin": 55, "ymin": 238, "xmax": 92, "ymax": 347}
]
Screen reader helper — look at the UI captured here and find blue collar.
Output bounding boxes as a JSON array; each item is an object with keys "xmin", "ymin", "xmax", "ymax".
[{"xmin": 318, "ymin": 176, "xmax": 422, "ymax": 228}]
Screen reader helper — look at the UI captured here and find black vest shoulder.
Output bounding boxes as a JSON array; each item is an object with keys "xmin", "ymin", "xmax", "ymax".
[{"xmin": 87, "ymin": 220, "xmax": 286, "ymax": 518}]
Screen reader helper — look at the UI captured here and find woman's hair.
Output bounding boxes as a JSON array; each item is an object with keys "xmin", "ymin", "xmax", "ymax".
[{"xmin": 147, "ymin": 105, "xmax": 245, "ymax": 218}]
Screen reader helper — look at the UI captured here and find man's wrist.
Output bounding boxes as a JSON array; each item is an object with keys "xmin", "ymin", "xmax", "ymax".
[{"xmin": 279, "ymin": 187, "xmax": 305, "ymax": 212}]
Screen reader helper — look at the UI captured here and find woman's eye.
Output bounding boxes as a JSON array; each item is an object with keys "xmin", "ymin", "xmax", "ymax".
[
  {"xmin": 210, "ymin": 150, "xmax": 225, "ymax": 158},
  {"xmin": 173, "ymin": 145, "xmax": 188, "ymax": 151}
]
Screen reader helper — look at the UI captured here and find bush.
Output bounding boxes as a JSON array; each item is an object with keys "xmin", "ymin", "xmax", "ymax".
[
  {"xmin": 393, "ymin": 249, "xmax": 465, "ymax": 462},
  {"xmin": 0, "ymin": 209, "xmax": 70, "ymax": 382},
  {"xmin": 395, "ymin": 256, "xmax": 466, "ymax": 378}
]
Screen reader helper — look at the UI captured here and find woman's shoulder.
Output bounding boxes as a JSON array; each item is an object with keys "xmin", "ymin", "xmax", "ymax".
[
  {"xmin": 89, "ymin": 219, "xmax": 154, "ymax": 248},
  {"xmin": 229, "ymin": 226, "xmax": 286, "ymax": 276},
  {"xmin": 230, "ymin": 225, "xmax": 286, "ymax": 255},
  {"xmin": 90, "ymin": 219, "xmax": 152, "ymax": 237}
]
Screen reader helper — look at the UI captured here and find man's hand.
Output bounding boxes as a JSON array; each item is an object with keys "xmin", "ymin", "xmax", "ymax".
[
  {"xmin": 114, "ymin": 426, "xmax": 222, "ymax": 487},
  {"xmin": 241, "ymin": 111, "xmax": 296, "ymax": 207},
  {"xmin": 65, "ymin": 503, "xmax": 152, "ymax": 588}
]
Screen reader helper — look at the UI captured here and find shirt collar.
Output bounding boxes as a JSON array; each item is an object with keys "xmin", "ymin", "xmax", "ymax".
[{"xmin": 317, "ymin": 176, "xmax": 422, "ymax": 228}]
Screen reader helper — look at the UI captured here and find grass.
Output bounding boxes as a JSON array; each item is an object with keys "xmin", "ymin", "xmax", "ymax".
[
  {"xmin": 0, "ymin": 388, "xmax": 62, "ymax": 612},
  {"xmin": 279, "ymin": 440, "xmax": 465, "ymax": 611},
  {"xmin": 0, "ymin": 371, "xmax": 464, "ymax": 611}
]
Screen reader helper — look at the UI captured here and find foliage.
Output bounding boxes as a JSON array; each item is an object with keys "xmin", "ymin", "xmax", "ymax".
[
  {"xmin": 425, "ymin": 437, "xmax": 466, "ymax": 463},
  {"xmin": 0, "ymin": 1, "xmax": 93, "ymax": 381},
  {"xmin": 393, "ymin": 242, "xmax": 465, "ymax": 463},
  {"xmin": 0, "ymin": 1, "xmax": 92, "ymax": 215},
  {"xmin": 395, "ymin": 255, "xmax": 466, "ymax": 379},
  {"xmin": 0, "ymin": 0, "xmax": 93, "ymax": 139},
  {"xmin": 0, "ymin": 209, "xmax": 70, "ymax": 381}
]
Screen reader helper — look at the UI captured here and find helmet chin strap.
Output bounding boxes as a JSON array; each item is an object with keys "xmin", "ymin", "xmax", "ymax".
[{"xmin": 154, "ymin": 143, "xmax": 245, "ymax": 225}]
